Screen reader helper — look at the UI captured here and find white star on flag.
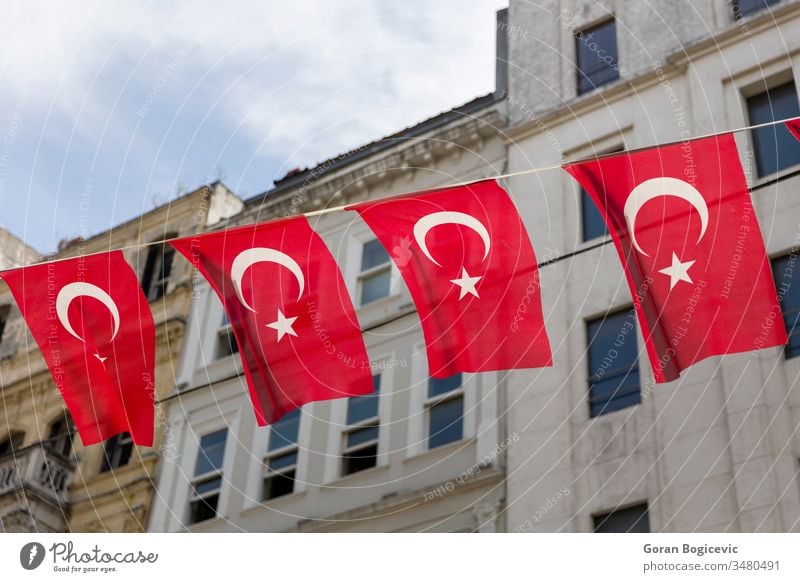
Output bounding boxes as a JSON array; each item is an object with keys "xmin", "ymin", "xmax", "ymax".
[
  {"xmin": 93, "ymin": 353, "xmax": 107, "ymax": 364},
  {"xmin": 450, "ymin": 267, "xmax": 481, "ymax": 300},
  {"xmin": 658, "ymin": 252, "xmax": 696, "ymax": 290},
  {"xmin": 266, "ymin": 309, "xmax": 298, "ymax": 341}
]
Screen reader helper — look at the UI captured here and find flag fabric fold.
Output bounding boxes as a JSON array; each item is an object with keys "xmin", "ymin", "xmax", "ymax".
[
  {"xmin": 2, "ymin": 251, "xmax": 155, "ymax": 445},
  {"xmin": 347, "ymin": 179, "xmax": 552, "ymax": 377},
  {"xmin": 564, "ymin": 134, "xmax": 787, "ymax": 383},
  {"xmin": 170, "ymin": 217, "xmax": 373, "ymax": 425}
]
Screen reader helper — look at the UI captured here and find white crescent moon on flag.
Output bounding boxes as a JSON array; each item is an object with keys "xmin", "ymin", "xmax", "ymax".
[
  {"xmin": 413, "ymin": 211, "xmax": 491, "ymax": 267},
  {"xmin": 623, "ymin": 177, "xmax": 709, "ymax": 257},
  {"xmin": 231, "ymin": 247, "xmax": 305, "ymax": 313},
  {"xmin": 55, "ymin": 282, "xmax": 120, "ymax": 343}
]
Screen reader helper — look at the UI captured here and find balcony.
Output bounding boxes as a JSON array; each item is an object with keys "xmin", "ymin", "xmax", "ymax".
[{"xmin": 0, "ymin": 443, "xmax": 74, "ymax": 532}]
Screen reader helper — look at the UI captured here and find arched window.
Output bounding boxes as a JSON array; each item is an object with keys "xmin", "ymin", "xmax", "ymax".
[
  {"xmin": 0, "ymin": 430, "xmax": 25, "ymax": 457},
  {"xmin": 46, "ymin": 411, "xmax": 75, "ymax": 457},
  {"xmin": 140, "ymin": 234, "xmax": 177, "ymax": 302}
]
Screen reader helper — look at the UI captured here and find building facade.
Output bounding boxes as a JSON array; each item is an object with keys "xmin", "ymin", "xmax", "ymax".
[
  {"xmin": 68, "ymin": 0, "xmax": 800, "ymax": 533},
  {"xmin": 148, "ymin": 84, "xmax": 511, "ymax": 531},
  {"xmin": 504, "ymin": 0, "xmax": 800, "ymax": 532},
  {"xmin": 0, "ymin": 183, "xmax": 242, "ymax": 532}
]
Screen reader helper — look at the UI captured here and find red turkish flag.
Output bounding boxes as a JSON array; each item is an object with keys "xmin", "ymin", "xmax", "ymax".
[
  {"xmin": 348, "ymin": 179, "xmax": 552, "ymax": 377},
  {"xmin": 2, "ymin": 251, "xmax": 155, "ymax": 445},
  {"xmin": 565, "ymin": 134, "xmax": 787, "ymax": 383},
  {"xmin": 170, "ymin": 217, "xmax": 373, "ymax": 425},
  {"xmin": 787, "ymin": 117, "xmax": 800, "ymax": 141}
]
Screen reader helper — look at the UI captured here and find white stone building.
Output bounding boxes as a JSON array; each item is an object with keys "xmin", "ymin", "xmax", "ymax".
[
  {"xmin": 504, "ymin": 0, "xmax": 800, "ymax": 532},
  {"xmin": 148, "ymin": 27, "xmax": 511, "ymax": 530},
  {"xmin": 149, "ymin": 0, "xmax": 800, "ymax": 532}
]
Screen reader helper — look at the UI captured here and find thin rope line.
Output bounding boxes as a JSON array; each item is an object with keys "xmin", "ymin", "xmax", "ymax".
[
  {"xmin": 7, "ymin": 115, "xmax": 800, "ymax": 274},
  {"xmin": 153, "ymin": 165, "xmax": 800, "ymax": 405}
]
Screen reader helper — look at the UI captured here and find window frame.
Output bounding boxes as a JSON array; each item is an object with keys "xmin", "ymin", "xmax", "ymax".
[
  {"xmin": 586, "ymin": 307, "xmax": 641, "ymax": 418},
  {"xmin": 745, "ymin": 78, "xmax": 800, "ymax": 179},
  {"xmin": 188, "ymin": 428, "xmax": 228, "ymax": 525},
  {"xmin": 732, "ymin": 0, "xmax": 781, "ymax": 19},
  {"xmin": 357, "ymin": 238, "xmax": 393, "ymax": 306},
  {"xmin": 140, "ymin": 235, "xmax": 177, "ymax": 303},
  {"xmin": 425, "ymin": 374, "xmax": 465, "ymax": 450},
  {"xmin": 593, "ymin": 502, "xmax": 651, "ymax": 533},
  {"xmin": 575, "ymin": 17, "xmax": 620, "ymax": 96},
  {"xmin": 341, "ymin": 374, "xmax": 381, "ymax": 476},
  {"xmin": 100, "ymin": 432, "xmax": 134, "ymax": 473},
  {"xmin": 771, "ymin": 252, "xmax": 800, "ymax": 359},
  {"xmin": 262, "ymin": 410, "xmax": 302, "ymax": 501},
  {"xmin": 214, "ymin": 312, "xmax": 240, "ymax": 360}
]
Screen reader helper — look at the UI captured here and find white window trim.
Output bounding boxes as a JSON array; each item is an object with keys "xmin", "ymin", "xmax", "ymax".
[
  {"xmin": 323, "ymin": 354, "xmax": 394, "ymax": 484},
  {"xmin": 343, "ymin": 226, "xmax": 402, "ymax": 307},
  {"xmin": 244, "ymin": 404, "xmax": 311, "ymax": 509},
  {"xmin": 181, "ymin": 409, "xmax": 240, "ymax": 527},
  {"xmin": 724, "ymin": 59, "xmax": 800, "ymax": 188},
  {"xmin": 407, "ymin": 342, "xmax": 477, "ymax": 458},
  {"xmin": 263, "ymin": 440, "xmax": 300, "ymax": 501}
]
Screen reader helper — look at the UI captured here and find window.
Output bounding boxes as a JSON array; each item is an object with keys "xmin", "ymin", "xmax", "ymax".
[
  {"xmin": 587, "ymin": 309, "xmax": 641, "ymax": 417},
  {"xmin": 581, "ymin": 187, "xmax": 608, "ymax": 241},
  {"xmin": 358, "ymin": 239, "xmax": 392, "ymax": 305},
  {"xmin": 46, "ymin": 412, "xmax": 75, "ymax": 457},
  {"xmin": 426, "ymin": 373, "xmax": 464, "ymax": 449},
  {"xmin": 215, "ymin": 313, "xmax": 239, "ymax": 359},
  {"xmin": 733, "ymin": 0, "xmax": 780, "ymax": 18},
  {"xmin": 576, "ymin": 19, "xmax": 619, "ymax": 95},
  {"xmin": 0, "ymin": 431, "xmax": 25, "ymax": 457},
  {"xmin": 188, "ymin": 428, "xmax": 227, "ymax": 524},
  {"xmin": 141, "ymin": 237, "xmax": 176, "ymax": 302},
  {"xmin": 747, "ymin": 81, "xmax": 800, "ymax": 177},
  {"xmin": 342, "ymin": 374, "xmax": 381, "ymax": 476},
  {"xmin": 100, "ymin": 432, "xmax": 134, "ymax": 472},
  {"xmin": 772, "ymin": 254, "xmax": 800, "ymax": 358},
  {"xmin": 263, "ymin": 408, "xmax": 301, "ymax": 500},
  {"xmin": 594, "ymin": 503, "xmax": 650, "ymax": 532}
]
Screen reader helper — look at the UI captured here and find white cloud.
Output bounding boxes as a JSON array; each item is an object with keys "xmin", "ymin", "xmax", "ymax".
[{"xmin": 0, "ymin": 0, "xmax": 506, "ymax": 170}]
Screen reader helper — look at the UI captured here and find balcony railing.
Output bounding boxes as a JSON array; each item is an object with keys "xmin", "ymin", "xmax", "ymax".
[{"xmin": 0, "ymin": 443, "xmax": 74, "ymax": 506}]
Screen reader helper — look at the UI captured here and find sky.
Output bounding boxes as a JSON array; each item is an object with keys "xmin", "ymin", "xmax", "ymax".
[{"xmin": 0, "ymin": 0, "xmax": 508, "ymax": 254}]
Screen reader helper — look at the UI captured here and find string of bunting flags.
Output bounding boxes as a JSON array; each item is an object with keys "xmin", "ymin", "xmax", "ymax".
[{"xmin": 4, "ymin": 116, "xmax": 800, "ymax": 448}]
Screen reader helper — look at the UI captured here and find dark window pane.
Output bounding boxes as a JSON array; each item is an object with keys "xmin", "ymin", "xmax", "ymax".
[
  {"xmin": 581, "ymin": 187, "xmax": 608, "ymax": 241},
  {"xmin": 189, "ymin": 494, "xmax": 219, "ymax": 524},
  {"xmin": 268, "ymin": 451, "xmax": 298, "ymax": 471},
  {"xmin": 428, "ymin": 396, "xmax": 464, "ymax": 449},
  {"xmin": 772, "ymin": 254, "xmax": 800, "ymax": 358},
  {"xmin": 47, "ymin": 413, "xmax": 75, "ymax": 457},
  {"xmin": 193, "ymin": 476, "xmax": 222, "ymax": 496},
  {"xmin": 576, "ymin": 19, "xmax": 619, "ymax": 95},
  {"xmin": 428, "ymin": 373, "xmax": 463, "ymax": 398},
  {"xmin": 360, "ymin": 270, "xmax": 391, "ymax": 305},
  {"xmin": 361, "ymin": 239, "xmax": 390, "ymax": 271},
  {"xmin": 346, "ymin": 425, "xmax": 379, "ymax": 448},
  {"xmin": 346, "ymin": 375, "xmax": 381, "ymax": 424},
  {"xmin": 594, "ymin": 504, "xmax": 650, "ymax": 533},
  {"xmin": 733, "ymin": 0, "xmax": 780, "ymax": 18},
  {"xmin": 0, "ymin": 431, "xmax": 24, "ymax": 457},
  {"xmin": 100, "ymin": 432, "xmax": 134, "ymax": 473},
  {"xmin": 587, "ymin": 309, "xmax": 640, "ymax": 417},
  {"xmin": 216, "ymin": 328, "xmax": 239, "ymax": 359},
  {"xmin": 194, "ymin": 429, "xmax": 227, "ymax": 475},
  {"xmin": 268, "ymin": 409, "xmax": 301, "ymax": 451},
  {"xmin": 263, "ymin": 470, "xmax": 295, "ymax": 500},
  {"xmin": 748, "ymin": 81, "xmax": 800, "ymax": 177},
  {"xmin": 342, "ymin": 443, "xmax": 378, "ymax": 475}
]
